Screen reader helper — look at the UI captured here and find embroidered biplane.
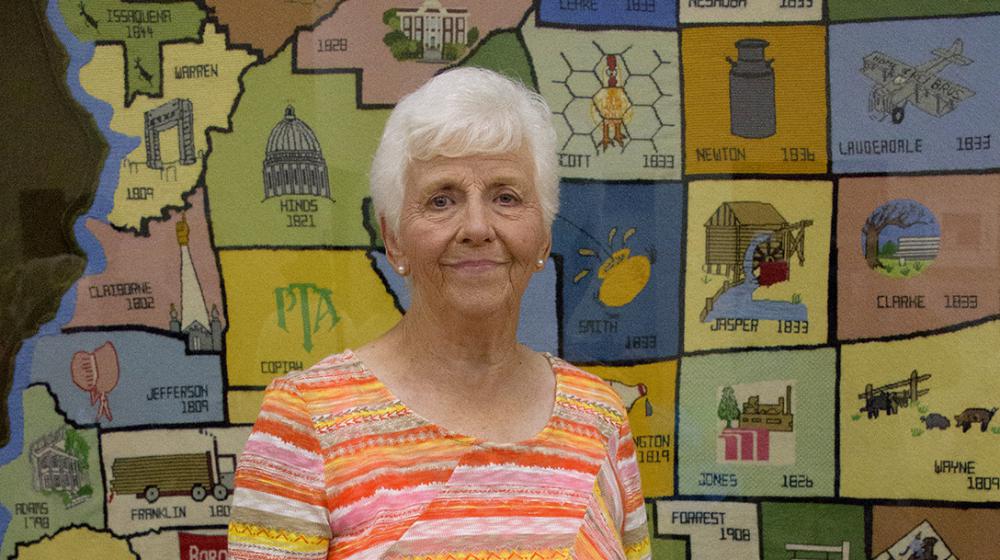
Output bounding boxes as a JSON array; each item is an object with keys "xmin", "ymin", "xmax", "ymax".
[{"xmin": 861, "ymin": 39, "xmax": 975, "ymax": 124}]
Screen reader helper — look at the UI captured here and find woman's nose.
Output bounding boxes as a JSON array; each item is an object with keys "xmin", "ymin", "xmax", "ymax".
[{"xmin": 458, "ymin": 196, "xmax": 494, "ymax": 244}]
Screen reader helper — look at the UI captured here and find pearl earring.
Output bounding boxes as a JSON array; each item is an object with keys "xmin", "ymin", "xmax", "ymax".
[
  {"xmin": 397, "ymin": 265, "xmax": 406, "ymax": 274},
  {"xmin": 536, "ymin": 259, "xmax": 545, "ymax": 268}
]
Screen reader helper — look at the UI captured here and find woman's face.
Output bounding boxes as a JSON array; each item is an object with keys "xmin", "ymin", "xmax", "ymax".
[{"xmin": 385, "ymin": 146, "xmax": 551, "ymax": 319}]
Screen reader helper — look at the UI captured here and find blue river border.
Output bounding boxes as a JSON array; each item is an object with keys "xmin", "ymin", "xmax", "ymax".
[{"xmin": 0, "ymin": 0, "xmax": 141, "ymax": 546}]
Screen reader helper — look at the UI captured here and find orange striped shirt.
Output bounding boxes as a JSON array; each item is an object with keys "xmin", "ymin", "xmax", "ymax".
[{"xmin": 228, "ymin": 351, "xmax": 651, "ymax": 560}]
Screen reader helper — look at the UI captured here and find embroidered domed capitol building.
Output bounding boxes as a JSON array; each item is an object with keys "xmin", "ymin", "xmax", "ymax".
[{"xmin": 262, "ymin": 105, "xmax": 331, "ymax": 200}]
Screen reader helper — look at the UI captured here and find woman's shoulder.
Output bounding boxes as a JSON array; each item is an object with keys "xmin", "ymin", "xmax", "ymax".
[
  {"xmin": 548, "ymin": 354, "xmax": 630, "ymax": 428},
  {"xmin": 268, "ymin": 349, "xmax": 374, "ymax": 397}
]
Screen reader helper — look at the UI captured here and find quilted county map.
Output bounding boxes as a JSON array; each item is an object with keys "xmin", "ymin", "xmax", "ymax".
[{"xmin": 1, "ymin": 0, "xmax": 998, "ymax": 559}]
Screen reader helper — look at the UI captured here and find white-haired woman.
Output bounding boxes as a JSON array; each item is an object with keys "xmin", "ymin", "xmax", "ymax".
[{"xmin": 228, "ymin": 67, "xmax": 651, "ymax": 560}]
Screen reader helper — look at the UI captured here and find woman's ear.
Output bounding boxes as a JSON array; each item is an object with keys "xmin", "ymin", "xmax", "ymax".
[
  {"xmin": 538, "ymin": 231, "xmax": 552, "ymax": 269},
  {"xmin": 380, "ymin": 215, "xmax": 407, "ymax": 273}
]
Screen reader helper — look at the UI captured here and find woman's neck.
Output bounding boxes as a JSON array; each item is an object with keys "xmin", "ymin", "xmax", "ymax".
[{"xmin": 393, "ymin": 297, "xmax": 525, "ymax": 371}]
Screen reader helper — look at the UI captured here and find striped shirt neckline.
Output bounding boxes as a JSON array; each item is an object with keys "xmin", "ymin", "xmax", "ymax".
[{"xmin": 341, "ymin": 349, "xmax": 564, "ymax": 447}]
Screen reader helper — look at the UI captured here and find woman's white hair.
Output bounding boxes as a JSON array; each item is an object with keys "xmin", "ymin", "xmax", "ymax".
[{"xmin": 370, "ymin": 67, "xmax": 559, "ymax": 235}]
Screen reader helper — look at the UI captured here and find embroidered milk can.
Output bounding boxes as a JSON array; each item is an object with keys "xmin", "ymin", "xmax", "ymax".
[{"xmin": 727, "ymin": 38, "xmax": 776, "ymax": 139}]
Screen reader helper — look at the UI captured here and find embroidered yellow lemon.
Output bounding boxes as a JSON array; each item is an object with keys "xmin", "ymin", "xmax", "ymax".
[
  {"xmin": 573, "ymin": 227, "xmax": 652, "ymax": 308},
  {"xmin": 596, "ymin": 248, "xmax": 651, "ymax": 307}
]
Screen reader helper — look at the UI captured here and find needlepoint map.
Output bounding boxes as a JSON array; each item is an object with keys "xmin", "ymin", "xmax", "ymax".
[{"xmin": 2, "ymin": 1, "xmax": 998, "ymax": 558}]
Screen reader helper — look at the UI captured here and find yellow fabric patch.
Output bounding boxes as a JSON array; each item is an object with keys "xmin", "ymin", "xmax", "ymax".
[
  {"xmin": 228, "ymin": 521, "xmax": 329, "ymax": 553},
  {"xmin": 625, "ymin": 537, "xmax": 652, "ymax": 560}
]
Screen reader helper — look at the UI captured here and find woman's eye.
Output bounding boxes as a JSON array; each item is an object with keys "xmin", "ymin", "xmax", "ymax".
[
  {"xmin": 496, "ymin": 193, "xmax": 519, "ymax": 205},
  {"xmin": 430, "ymin": 195, "xmax": 451, "ymax": 208}
]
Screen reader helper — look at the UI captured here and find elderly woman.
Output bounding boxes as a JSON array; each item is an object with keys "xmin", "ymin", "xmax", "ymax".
[{"xmin": 228, "ymin": 68, "xmax": 651, "ymax": 560}]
